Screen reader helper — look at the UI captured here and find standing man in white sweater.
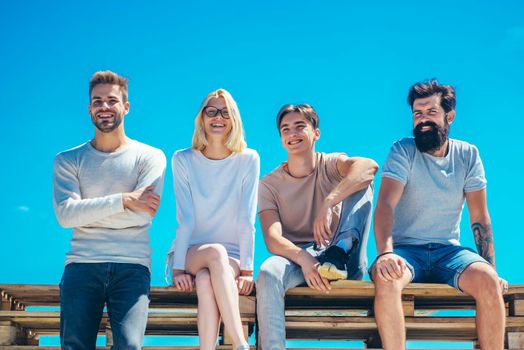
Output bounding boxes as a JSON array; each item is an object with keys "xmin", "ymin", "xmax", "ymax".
[{"xmin": 53, "ymin": 71, "xmax": 166, "ymax": 350}]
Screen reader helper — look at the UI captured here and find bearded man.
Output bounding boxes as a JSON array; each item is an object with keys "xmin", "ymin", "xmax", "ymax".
[
  {"xmin": 53, "ymin": 71, "xmax": 166, "ymax": 349},
  {"xmin": 371, "ymin": 80, "xmax": 508, "ymax": 350}
]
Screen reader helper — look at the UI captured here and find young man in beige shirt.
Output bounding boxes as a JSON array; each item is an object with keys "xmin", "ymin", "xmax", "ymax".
[{"xmin": 256, "ymin": 104, "xmax": 378, "ymax": 349}]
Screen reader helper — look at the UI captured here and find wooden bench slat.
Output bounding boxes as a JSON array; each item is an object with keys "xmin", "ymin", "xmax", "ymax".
[
  {"xmin": 0, "ymin": 285, "xmax": 256, "ymax": 315},
  {"xmin": 286, "ymin": 316, "xmax": 524, "ymax": 341}
]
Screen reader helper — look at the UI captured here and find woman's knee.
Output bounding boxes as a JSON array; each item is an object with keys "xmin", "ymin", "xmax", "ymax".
[
  {"xmin": 203, "ymin": 244, "xmax": 229, "ymax": 265},
  {"xmin": 195, "ymin": 269, "xmax": 214, "ymax": 296}
]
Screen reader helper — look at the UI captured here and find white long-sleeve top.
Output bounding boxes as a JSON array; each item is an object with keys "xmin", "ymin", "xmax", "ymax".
[
  {"xmin": 168, "ymin": 148, "xmax": 259, "ymax": 271},
  {"xmin": 53, "ymin": 140, "xmax": 166, "ymax": 270}
]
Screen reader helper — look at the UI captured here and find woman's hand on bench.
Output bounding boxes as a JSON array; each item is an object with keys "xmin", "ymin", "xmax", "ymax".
[
  {"xmin": 237, "ymin": 274, "xmax": 254, "ymax": 295},
  {"xmin": 172, "ymin": 269, "xmax": 194, "ymax": 292}
]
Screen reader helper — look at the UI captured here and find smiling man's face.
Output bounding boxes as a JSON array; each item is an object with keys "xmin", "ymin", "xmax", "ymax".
[
  {"xmin": 279, "ymin": 111, "xmax": 320, "ymax": 155},
  {"xmin": 88, "ymin": 84, "xmax": 129, "ymax": 133},
  {"xmin": 412, "ymin": 94, "xmax": 452, "ymax": 153}
]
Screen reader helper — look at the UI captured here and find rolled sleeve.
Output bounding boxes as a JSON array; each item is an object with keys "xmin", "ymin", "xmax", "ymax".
[
  {"xmin": 381, "ymin": 141, "xmax": 412, "ymax": 185},
  {"xmin": 464, "ymin": 145, "xmax": 487, "ymax": 193}
]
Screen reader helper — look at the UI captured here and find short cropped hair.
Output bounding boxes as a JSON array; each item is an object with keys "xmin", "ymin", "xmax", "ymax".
[
  {"xmin": 407, "ymin": 79, "xmax": 455, "ymax": 113},
  {"xmin": 89, "ymin": 71, "xmax": 129, "ymax": 102},
  {"xmin": 192, "ymin": 89, "xmax": 247, "ymax": 153},
  {"xmin": 276, "ymin": 104, "xmax": 319, "ymax": 133}
]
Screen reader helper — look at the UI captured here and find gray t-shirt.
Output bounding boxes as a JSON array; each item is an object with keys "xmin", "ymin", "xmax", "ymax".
[
  {"xmin": 382, "ymin": 138, "xmax": 486, "ymax": 246},
  {"xmin": 53, "ymin": 140, "xmax": 166, "ymax": 270}
]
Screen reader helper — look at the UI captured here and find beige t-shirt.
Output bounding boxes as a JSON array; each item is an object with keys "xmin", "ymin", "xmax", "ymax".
[{"xmin": 258, "ymin": 152, "xmax": 344, "ymax": 244}]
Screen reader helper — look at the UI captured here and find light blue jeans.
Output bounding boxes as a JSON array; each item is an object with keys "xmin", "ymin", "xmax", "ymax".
[{"xmin": 256, "ymin": 185, "xmax": 373, "ymax": 350}]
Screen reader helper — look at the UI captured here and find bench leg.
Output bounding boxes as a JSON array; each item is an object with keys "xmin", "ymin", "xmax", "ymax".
[
  {"xmin": 1, "ymin": 293, "xmax": 12, "ymax": 311},
  {"xmin": 106, "ymin": 325, "xmax": 113, "ymax": 347},
  {"xmin": 507, "ymin": 332, "xmax": 524, "ymax": 349},
  {"xmin": 402, "ymin": 295, "xmax": 415, "ymax": 317},
  {"xmin": 0, "ymin": 322, "xmax": 38, "ymax": 346},
  {"xmin": 510, "ymin": 299, "xmax": 524, "ymax": 316},
  {"xmin": 0, "ymin": 321, "xmax": 17, "ymax": 345}
]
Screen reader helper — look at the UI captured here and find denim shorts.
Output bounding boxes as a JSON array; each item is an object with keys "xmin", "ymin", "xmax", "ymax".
[{"xmin": 370, "ymin": 243, "xmax": 489, "ymax": 291}]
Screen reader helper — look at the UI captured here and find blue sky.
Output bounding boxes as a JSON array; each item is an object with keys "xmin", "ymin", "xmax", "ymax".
[{"xmin": 1, "ymin": 1, "xmax": 523, "ymax": 348}]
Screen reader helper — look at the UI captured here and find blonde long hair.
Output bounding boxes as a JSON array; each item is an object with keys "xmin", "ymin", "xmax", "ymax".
[{"xmin": 192, "ymin": 89, "xmax": 247, "ymax": 153}]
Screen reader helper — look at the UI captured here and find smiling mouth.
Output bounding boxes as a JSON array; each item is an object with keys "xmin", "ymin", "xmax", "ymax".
[
  {"xmin": 96, "ymin": 113, "xmax": 115, "ymax": 119},
  {"xmin": 211, "ymin": 123, "xmax": 225, "ymax": 128},
  {"xmin": 287, "ymin": 139, "xmax": 303, "ymax": 145}
]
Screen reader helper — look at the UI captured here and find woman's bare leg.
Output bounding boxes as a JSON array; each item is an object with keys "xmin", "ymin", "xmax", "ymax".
[
  {"xmin": 186, "ymin": 244, "xmax": 247, "ymax": 348},
  {"xmin": 194, "ymin": 268, "xmax": 220, "ymax": 350}
]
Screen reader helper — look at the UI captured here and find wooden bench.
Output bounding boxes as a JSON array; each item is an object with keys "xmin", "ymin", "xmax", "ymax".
[
  {"xmin": 0, "ymin": 284, "xmax": 255, "ymax": 348},
  {"xmin": 284, "ymin": 280, "xmax": 524, "ymax": 349},
  {"xmin": 2, "ymin": 282, "xmax": 523, "ymax": 349}
]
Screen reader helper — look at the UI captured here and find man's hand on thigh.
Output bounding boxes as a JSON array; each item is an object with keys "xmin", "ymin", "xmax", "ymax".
[
  {"xmin": 298, "ymin": 250, "xmax": 331, "ymax": 292},
  {"xmin": 374, "ymin": 253, "xmax": 407, "ymax": 282}
]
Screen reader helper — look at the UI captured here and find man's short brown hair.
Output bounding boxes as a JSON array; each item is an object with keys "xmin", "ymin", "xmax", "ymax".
[
  {"xmin": 276, "ymin": 104, "xmax": 319, "ymax": 133},
  {"xmin": 89, "ymin": 71, "xmax": 129, "ymax": 102},
  {"xmin": 407, "ymin": 79, "xmax": 455, "ymax": 113}
]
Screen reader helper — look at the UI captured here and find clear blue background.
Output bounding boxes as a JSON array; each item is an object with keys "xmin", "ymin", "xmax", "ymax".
[{"xmin": 1, "ymin": 1, "xmax": 523, "ymax": 348}]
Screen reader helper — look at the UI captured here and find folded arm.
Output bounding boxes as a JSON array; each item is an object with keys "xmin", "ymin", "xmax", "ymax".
[
  {"xmin": 53, "ymin": 156, "xmax": 125, "ymax": 228},
  {"xmin": 53, "ymin": 151, "xmax": 166, "ymax": 229}
]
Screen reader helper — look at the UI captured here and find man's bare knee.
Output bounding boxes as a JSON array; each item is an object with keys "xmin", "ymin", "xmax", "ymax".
[
  {"xmin": 372, "ymin": 268, "xmax": 411, "ymax": 297},
  {"xmin": 459, "ymin": 263, "xmax": 501, "ymax": 299},
  {"xmin": 374, "ymin": 278, "xmax": 405, "ymax": 296}
]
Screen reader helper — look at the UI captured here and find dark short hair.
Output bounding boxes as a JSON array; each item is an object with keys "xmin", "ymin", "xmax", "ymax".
[
  {"xmin": 407, "ymin": 79, "xmax": 455, "ymax": 113},
  {"xmin": 89, "ymin": 70, "xmax": 129, "ymax": 102},
  {"xmin": 276, "ymin": 104, "xmax": 319, "ymax": 133}
]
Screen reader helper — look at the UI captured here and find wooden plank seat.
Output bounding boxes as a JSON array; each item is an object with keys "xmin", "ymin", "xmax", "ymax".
[
  {"xmin": 284, "ymin": 280, "xmax": 524, "ymax": 349},
  {"xmin": 2, "ymin": 281, "xmax": 524, "ymax": 348},
  {"xmin": 0, "ymin": 285, "xmax": 255, "ymax": 347}
]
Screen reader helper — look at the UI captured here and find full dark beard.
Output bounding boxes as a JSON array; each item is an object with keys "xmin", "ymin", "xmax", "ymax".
[
  {"xmin": 91, "ymin": 114, "xmax": 123, "ymax": 133},
  {"xmin": 413, "ymin": 121, "xmax": 449, "ymax": 153}
]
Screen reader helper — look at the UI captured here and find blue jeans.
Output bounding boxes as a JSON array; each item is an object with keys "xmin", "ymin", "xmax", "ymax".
[
  {"xmin": 393, "ymin": 243, "xmax": 489, "ymax": 290},
  {"xmin": 60, "ymin": 262, "xmax": 150, "ymax": 350},
  {"xmin": 256, "ymin": 185, "xmax": 373, "ymax": 350}
]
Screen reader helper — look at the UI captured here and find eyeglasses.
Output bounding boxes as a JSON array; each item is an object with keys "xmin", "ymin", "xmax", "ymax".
[{"xmin": 203, "ymin": 106, "xmax": 230, "ymax": 119}]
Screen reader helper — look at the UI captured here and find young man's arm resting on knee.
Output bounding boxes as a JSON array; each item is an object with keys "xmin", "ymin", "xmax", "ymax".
[
  {"xmin": 466, "ymin": 189, "xmax": 508, "ymax": 291},
  {"xmin": 313, "ymin": 155, "xmax": 378, "ymax": 246},
  {"xmin": 259, "ymin": 209, "xmax": 331, "ymax": 292},
  {"xmin": 373, "ymin": 177, "xmax": 407, "ymax": 282}
]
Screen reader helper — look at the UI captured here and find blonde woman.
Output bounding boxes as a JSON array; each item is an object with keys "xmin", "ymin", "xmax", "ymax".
[{"xmin": 167, "ymin": 89, "xmax": 258, "ymax": 350}]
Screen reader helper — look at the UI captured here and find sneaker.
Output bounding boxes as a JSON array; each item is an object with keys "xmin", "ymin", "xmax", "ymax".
[{"xmin": 317, "ymin": 245, "xmax": 348, "ymax": 280}]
